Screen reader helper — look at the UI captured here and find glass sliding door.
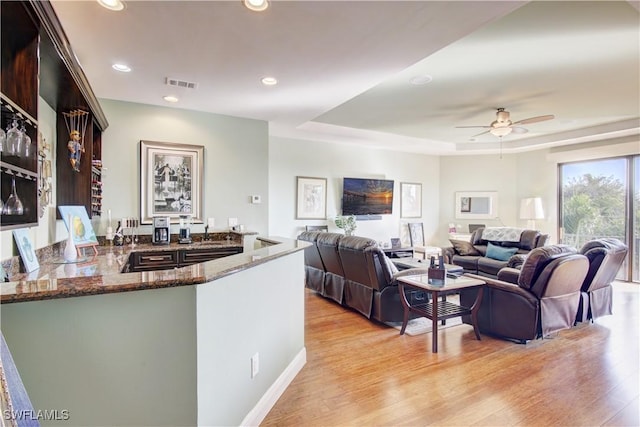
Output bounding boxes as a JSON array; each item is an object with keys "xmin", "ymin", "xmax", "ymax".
[
  {"xmin": 633, "ymin": 156, "xmax": 639, "ymax": 282},
  {"xmin": 559, "ymin": 156, "xmax": 638, "ymax": 282}
]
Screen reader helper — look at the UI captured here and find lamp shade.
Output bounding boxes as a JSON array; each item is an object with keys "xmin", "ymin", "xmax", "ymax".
[{"xmin": 520, "ymin": 197, "xmax": 545, "ymax": 220}]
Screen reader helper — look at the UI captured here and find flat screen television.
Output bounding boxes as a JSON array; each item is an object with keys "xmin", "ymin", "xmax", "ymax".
[{"xmin": 342, "ymin": 177, "xmax": 394, "ymax": 215}]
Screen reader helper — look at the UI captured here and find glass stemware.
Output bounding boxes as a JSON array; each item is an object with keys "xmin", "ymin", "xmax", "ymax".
[
  {"xmin": 0, "ymin": 127, "xmax": 6, "ymax": 154},
  {"xmin": 6, "ymin": 119, "xmax": 21, "ymax": 157},
  {"xmin": 3, "ymin": 176, "xmax": 24, "ymax": 215},
  {"xmin": 20, "ymin": 124, "xmax": 31, "ymax": 158}
]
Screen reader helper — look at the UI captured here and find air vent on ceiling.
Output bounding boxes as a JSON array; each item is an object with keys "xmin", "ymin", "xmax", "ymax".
[{"xmin": 165, "ymin": 77, "xmax": 198, "ymax": 89}]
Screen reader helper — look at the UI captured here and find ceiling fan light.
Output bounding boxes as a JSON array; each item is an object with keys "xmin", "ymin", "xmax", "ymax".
[
  {"xmin": 496, "ymin": 109, "xmax": 510, "ymax": 123},
  {"xmin": 97, "ymin": 0, "xmax": 125, "ymax": 11},
  {"xmin": 490, "ymin": 126, "xmax": 512, "ymax": 137},
  {"xmin": 244, "ymin": 0, "xmax": 269, "ymax": 12}
]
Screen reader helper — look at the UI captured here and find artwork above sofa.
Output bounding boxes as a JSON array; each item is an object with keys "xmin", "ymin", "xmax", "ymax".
[{"xmin": 442, "ymin": 227, "xmax": 549, "ymax": 279}]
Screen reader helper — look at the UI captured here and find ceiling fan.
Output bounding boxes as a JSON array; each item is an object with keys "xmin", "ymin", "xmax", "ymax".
[{"xmin": 457, "ymin": 108, "xmax": 555, "ymax": 138}]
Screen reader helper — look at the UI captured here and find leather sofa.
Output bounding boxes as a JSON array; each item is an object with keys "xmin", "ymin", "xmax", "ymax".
[
  {"xmin": 298, "ymin": 231, "xmax": 429, "ymax": 323},
  {"xmin": 459, "ymin": 245, "xmax": 589, "ymax": 343},
  {"xmin": 576, "ymin": 238, "xmax": 628, "ymax": 323},
  {"xmin": 442, "ymin": 227, "xmax": 548, "ymax": 279}
]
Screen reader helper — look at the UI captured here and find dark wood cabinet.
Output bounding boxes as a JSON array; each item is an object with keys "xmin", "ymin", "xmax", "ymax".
[
  {"xmin": 55, "ymin": 112, "xmax": 100, "ymax": 218},
  {"xmin": 0, "ymin": 1, "xmax": 109, "ymax": 224},
  {"xmin": 0, "ymin": 1, "xmax": 40, "ymax": 230},
  {"xmin": 179, "ymin": 247, "xmax": 243, "ymax": 266},
  {"xmin": 130, "ymin": 251, "xmax": 180, "ymax": 272},
  {"xmin": 129, "ymin": 247, "xmax": 243, "ymax": 272},
  {"xmin": 0, "ymin": 2, "xmax": 39, "ymax": 119}
]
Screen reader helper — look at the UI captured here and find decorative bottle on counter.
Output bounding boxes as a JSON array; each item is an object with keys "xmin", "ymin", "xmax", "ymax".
[{"xmin": 63, "ymin": 214, "xmax": 78, "ymax": 262}]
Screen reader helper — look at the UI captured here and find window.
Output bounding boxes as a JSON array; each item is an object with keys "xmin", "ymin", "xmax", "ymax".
[{"xmin": 559, "ymin": 155, "xmax": 638, "ymax": 282}]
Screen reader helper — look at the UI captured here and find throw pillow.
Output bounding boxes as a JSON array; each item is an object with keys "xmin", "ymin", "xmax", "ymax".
[
  {"xmin": 450, "ymin": 239, "xmax": 481, "ymax": 256},
  {"xmin": 486, "ymin": 242, "xmax": 519, "ymax": 261}
]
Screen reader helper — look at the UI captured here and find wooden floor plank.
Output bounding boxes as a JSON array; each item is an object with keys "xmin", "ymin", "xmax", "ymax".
[{"xmin": 262, "ymin": 282, "xmax": 640, "ymax": 426}]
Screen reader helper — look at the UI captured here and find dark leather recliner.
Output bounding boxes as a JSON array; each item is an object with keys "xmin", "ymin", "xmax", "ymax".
[
  {"xmin": 460, "ymin": 245, "xmax": 589, "ymax": 343},
  {"xmin": 315, "ymin": 232, "xmax": 347, "ymax": 304},
  {"xmin": 576, "ymin": 238, "xmax": 628, "ymax": 323},
  {"xmin": 338, "ymin": 236, "xmax": 379, "ymax": 317},
  {"xmin": 337, "ymin": 235, "xmax": 428, "ymax": 323},
  {"xmin": 298, "ymin": 233, "xmax": 429, "ymax": 323},
  {"xmin": 298, "ymin": 231, "xmax": 326, "ymax": 294}
]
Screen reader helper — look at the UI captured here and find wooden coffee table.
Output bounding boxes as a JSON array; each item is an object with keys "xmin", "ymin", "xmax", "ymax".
[{"xmin": 397, "ymin": 274, "xmax": 485, "ymax": 353}]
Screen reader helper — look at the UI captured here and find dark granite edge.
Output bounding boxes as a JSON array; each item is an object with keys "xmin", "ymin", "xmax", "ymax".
[
  {"xmin": 0, "ymin": 237, "xmax": 310, "ymax": 304},
  {"xmin": 1, "ymin": 232, "xmax": 245, "ymax": 279}
]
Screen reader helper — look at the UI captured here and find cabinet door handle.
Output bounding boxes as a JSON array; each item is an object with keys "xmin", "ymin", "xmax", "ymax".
[{"xmin": 147, "ymin": 256, "xmax": 167, "ymax": 261}]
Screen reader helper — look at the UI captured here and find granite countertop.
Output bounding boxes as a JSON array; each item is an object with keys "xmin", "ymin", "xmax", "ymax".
[{"xmin": 1, "ymin": 237, "xmax": 309, "ymax": 304}]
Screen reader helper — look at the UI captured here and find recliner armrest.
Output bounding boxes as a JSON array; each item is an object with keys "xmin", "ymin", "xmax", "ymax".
[
  {"xmin": 497, "ymin": 267, "xmax": 520, "ymax": 284},
  {"xmin": 392, "ymin": 267, "xmax": 430, "ymax": 280},
  {"xmin": 463, "ymin": 273, "xmax": 538, "ymax": 305},
  {"xmin": 506, "ymin": 254, "xmax": 527, "ymax": 269}
]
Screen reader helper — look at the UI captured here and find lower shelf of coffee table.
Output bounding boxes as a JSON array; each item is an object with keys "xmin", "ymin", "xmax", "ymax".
[{"xmin": 409, "ymin": 300, "xmax": 472, "ymax": 320}]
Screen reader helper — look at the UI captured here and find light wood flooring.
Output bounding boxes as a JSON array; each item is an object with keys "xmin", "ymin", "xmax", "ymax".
[{"xmin": 262, "ymin": 282, "xmax": 639, "ymax": 426}]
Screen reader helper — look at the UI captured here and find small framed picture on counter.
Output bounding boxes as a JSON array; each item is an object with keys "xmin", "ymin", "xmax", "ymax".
[{"xmin": 13, "ymin": 228, "xmax": 39, "ymax": 273}]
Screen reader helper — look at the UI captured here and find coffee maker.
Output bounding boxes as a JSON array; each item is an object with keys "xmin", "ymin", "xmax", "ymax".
[
  {"xmin": 178, "ymin": 215, "xmax": 193, "ymax": 244},
  {"xmin": 152, "ymin": 216, "xmax": 171, "ymax": 245}
]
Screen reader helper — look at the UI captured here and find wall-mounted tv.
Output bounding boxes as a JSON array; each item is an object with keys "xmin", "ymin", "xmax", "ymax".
[{"xmin": 342, "ymin": 177, "xmax": 394, "ymax": 215}]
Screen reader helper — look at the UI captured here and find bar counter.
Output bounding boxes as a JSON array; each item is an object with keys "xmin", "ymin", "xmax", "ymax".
[
  {"xmin": 0, "ymin": 235, "xmax": 309, "ymax": 426},
  {"xmin": 1, "ymin": 236, "xmax": 307, "ymax": 304}
]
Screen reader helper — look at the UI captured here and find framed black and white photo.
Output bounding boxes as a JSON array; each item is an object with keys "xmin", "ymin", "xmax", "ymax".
[
  {"xmin": 400, "ymin": 182, "xmax": 422, "ymax": 218},
  {"xmin": 296, "ymin": 176, "xmax": 327, "ymax": 219},
  {"xmin": 140, "ymin": 140, "xmax": 204, "ymax": 224}
]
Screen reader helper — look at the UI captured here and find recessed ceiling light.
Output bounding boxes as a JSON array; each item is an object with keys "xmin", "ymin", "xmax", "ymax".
[
  {"xmin": 261, "ymin": 76, "xmax": 278, "ymax": 86},
  {"xmin": 163, "ymin": 96, "xmax": 179, "ymax": 103},
  {"xmin": 112, "ymin": 63, "xmax": 131, "ymax": 72},
  {"xmin": 97, "ymin": 0, "xmax": 125, "ymax": 11},
  {"xmin": 410, "ymin": 75, "xmax": 433, "ymax": 85},
  {"xmin": 243, "ymin": 0, "xmax": 269, "ymax": 12}
]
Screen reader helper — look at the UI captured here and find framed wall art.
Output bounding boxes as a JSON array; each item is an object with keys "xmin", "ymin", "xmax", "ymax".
[
  {"xmin": 296, "ymin": 176, "xmax": 327, "ymax": 219},
  {"xmin": 13, "ymin": 228, "xmax": 39, "ymax": 273},
  {"xmin": 455, "ymin": 191, "xmax": 498, "ymax": 219},
  {"xmin": 400, "ymin": 182, "xmax": 422, "ymax": 218},
  {"xmin": 58, "ymin": 205, "xmax": 100, "ymax": 256},
  {"xmin": 140, "ymin": 140, "xmax": 204, "ymax": 224}
]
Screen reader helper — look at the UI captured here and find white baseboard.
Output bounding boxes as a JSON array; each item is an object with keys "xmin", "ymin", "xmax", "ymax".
[{"xmin": 240, "ymin": 347, "xmax": 307, "ymax": 427}]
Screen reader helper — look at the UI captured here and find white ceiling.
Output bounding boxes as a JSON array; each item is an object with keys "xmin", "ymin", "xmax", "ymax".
[{"xmin": 51, "ymin": 0, "xmax": 640, "ymax": 155}]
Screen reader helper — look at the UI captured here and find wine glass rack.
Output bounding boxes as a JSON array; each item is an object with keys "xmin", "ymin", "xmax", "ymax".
[{"xmin": 1, "ymin": 95, "xmax": 39, "ymax": 229}]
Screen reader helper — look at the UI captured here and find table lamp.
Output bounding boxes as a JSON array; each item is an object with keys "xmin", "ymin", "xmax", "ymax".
[{"xmin": 520, "ymin": 197, "xmax": 544, "ymax": 230}]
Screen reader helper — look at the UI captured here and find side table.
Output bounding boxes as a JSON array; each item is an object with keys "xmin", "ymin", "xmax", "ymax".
[
  {"xmin": 397, "ymin": 274, "xmax": 485, "ymax": 353},
  {"xmin": 382, "ymin": 247, "xmax": 414, "ymax": 258}
]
